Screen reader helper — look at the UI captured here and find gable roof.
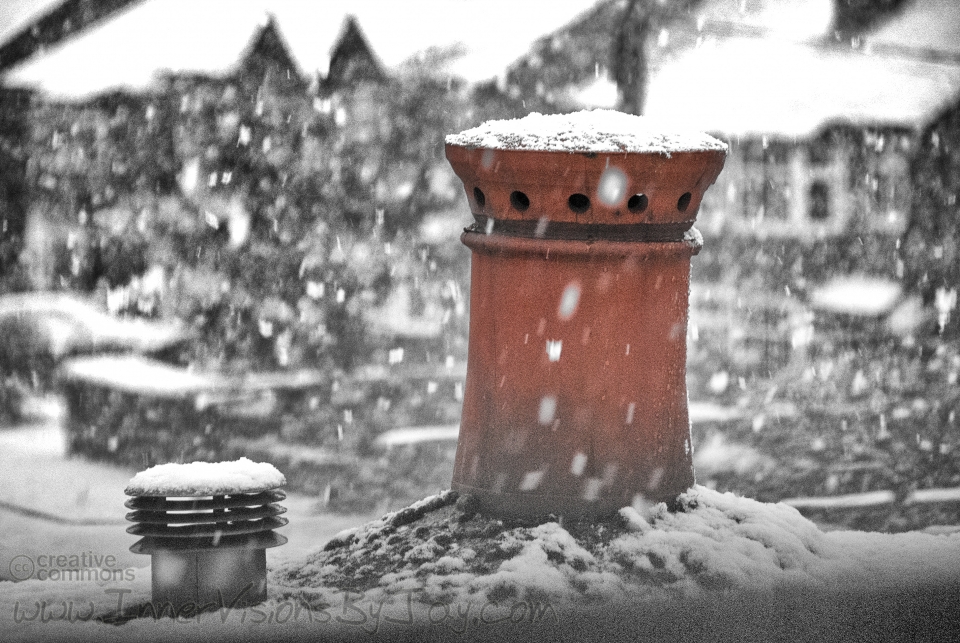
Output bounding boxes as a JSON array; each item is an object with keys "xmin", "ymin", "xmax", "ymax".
[
  {"xmin": 242, "ymin": 15, "xmax": 300, "ymax": 74},
  {"xmin": 234, "ymin": 14, "xmax": 306, "ymax": 90},
  {"xmin": 324, "ymin": 15, "xmax": 386, "ymax": 88}
]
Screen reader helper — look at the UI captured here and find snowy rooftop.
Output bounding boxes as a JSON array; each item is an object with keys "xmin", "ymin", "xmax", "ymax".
[
  {"xmin": 695, "ymin": 0, "xmax": 835, "ymax": 41},
  {"xmin": 446, "ymin": 110, "xmax": 727, "ymax": 154},
  {"xmin": 274, "ymin": 486, "xmax": 960, "ymax": 609},
  {"xmin": 866, "ymin": 0, "xmax": 960, "ymax": 58},
  {"xmin": 641, "ymin": 37, "xmax": 960, "ymax": 138},
  {"xmin": 810, "ymin": 275, "xmax": 903, "ymax": 317},
  {"xmin": 0, "ymin": 0, "xmax": 596, "ymax": 99},
  {"xmin": 59, "ymin": 354, "xmax": 224, "ymax": 398},
  {"xmin": 0, "ymin": 293, "xmax": 190, "ymax": 358},
  {"xmin": 5, "ymin": 485, "xmax": 960, "ymax": 638},
  {"xmin": 125, "ymin": 457, "xmax": 286, "ymax": 496}
]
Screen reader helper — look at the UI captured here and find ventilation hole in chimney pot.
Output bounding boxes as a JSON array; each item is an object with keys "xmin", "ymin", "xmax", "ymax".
[
  {"xmin": 568, "ymin": 193, "xmax": 590, "ymax": 214},
  {"xmin": 677, "ymin": 192, "xmax": 692, "ymax": 212},
  {"xmin": 627, "ymin": 193, "xmax": 649, "ymax": 213},
  {"xmin": 510, "ymin": 191, "xmax": 530, "ymax": 212},
  {"xmin": 473, "ymin": 187, "xmax": 486, "ymax": 208}
]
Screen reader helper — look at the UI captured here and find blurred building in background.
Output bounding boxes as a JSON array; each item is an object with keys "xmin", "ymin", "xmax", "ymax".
[
  {"xmin": 1, "ymin": 0, "xmax": 959, "ymax": 516},
  {"xmin": 0, "ymin": 4, "xmax": 476, "ymax": 507},
  {"xmin": 508, "ymin": 0, "xmax": 960, "ymax": 240}
]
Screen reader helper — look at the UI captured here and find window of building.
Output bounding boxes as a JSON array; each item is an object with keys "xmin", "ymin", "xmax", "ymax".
[
  {"xmin": 874, "ymin": 151, "xmax": 911, "ymax": 215},
  {"xmin": 875, "ymin": 172, "xmax": 910, "ymax": 213},
  {"xmin": 808, "ymin": 181, "xmax": 830, "ymax": 221},
  {"xmin": 742, "ymin": 140, "xmax": 790, "ymax": 221},
  {"xmin": 808, "ymin": 137, "xmax": 833, "ymax": 167}
]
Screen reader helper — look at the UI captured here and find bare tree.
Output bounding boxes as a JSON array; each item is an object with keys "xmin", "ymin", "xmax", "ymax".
[
  {"xmin": 613, "ymin": 0, "xmax": 702, "ymax": 115},
  {"xmin": 612, "ymin": 0, "xmax": 654, "ymax": 115}
]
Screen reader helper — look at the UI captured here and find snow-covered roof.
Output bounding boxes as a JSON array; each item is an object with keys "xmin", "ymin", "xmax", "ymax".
[
  {"xmin": 695, "ymin": 0, "xmax": 834, "ymax": 41},
  {"xmin": 125, "ymin": 457, "xmax": 286, "ymax": 496},
  {"xmin": 0, "ymin": 292, "xmax": 191, "ymax": 358},
  {"xmin": 866, "ymin": 0, "xmax": 960, "ymax": 58},
  {"xmin": 557, "ymin": 0, "xmax": 960, "ymax": 138},
  {"xmin": 275, "ymin": 485, "xmax": 960, "ymax": 609},
  {"xmin": 643, "ymin": 37, "xmax": 960, "ymax": 138},
  {"xmin": 4, "ymin": 1, "xmax": 266, "ymax": 98},
  {"xmin": 59, "ymin": 354, "xmax": 225, "ymax": 398},
  {"xmin": 446, "ymin": 110, "xmax": 727, "ymax": 153},
  {"xmin": 809, "ymin": 275, "xmax": 903, "ymax": 317},
  {"xmin": 0, "ymin": 0, "xmax": 598, "ymax": 100}
]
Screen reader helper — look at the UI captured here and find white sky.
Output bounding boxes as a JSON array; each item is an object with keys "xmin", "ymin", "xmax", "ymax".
[
  {"xmin": 0, "ymin": 0, "xmax": 64, "ymax": 45},
  {"xmin": 1, "ymin": 0, "xmax": 599, "ymax": 99}
]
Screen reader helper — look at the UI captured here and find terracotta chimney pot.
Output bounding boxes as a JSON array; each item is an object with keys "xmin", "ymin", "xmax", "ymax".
[{"xmin": 445, "ymin": 111, "xmax": 726, "ymax": 518}]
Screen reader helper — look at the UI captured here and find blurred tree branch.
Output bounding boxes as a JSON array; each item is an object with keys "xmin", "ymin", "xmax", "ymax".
[{"xmin": 0, "ymin": 0, "xmax": 143, "ymax": 72}]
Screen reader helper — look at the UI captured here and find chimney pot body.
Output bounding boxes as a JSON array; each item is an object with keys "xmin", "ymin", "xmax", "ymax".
[{"xmin": 445, "ymin": 127, "xmax": 725, "ymax": 518}]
